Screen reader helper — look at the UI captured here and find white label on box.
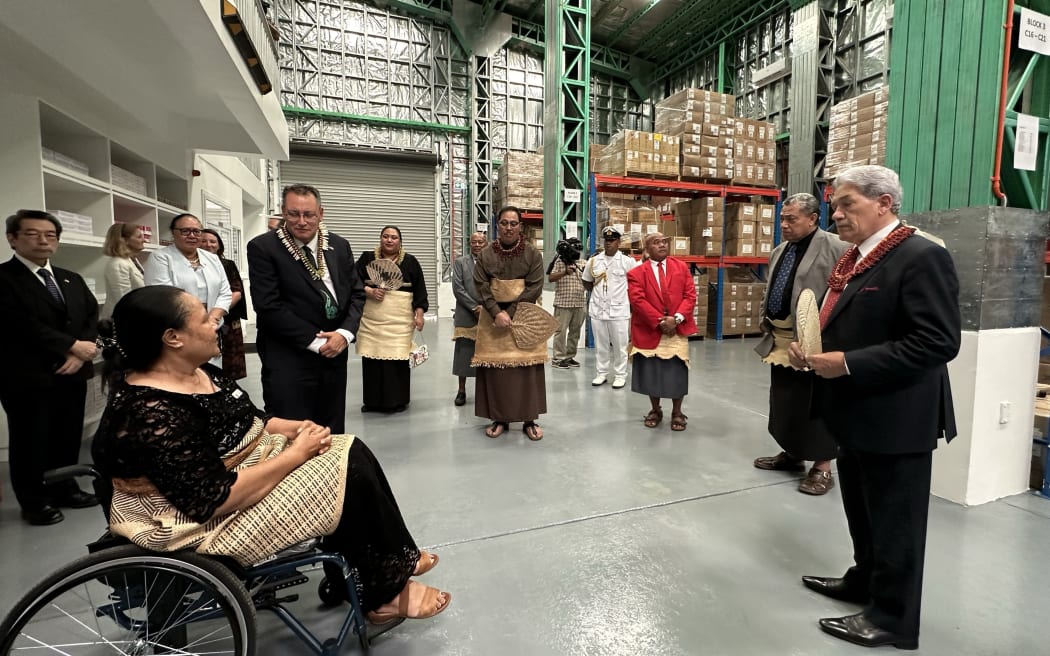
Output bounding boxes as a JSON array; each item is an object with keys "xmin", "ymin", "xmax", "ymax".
[
  {"xmin": 1020, "ymin": 8, "xmax": 1050, "ymax": 55},
  {"xmin": 646, "ymin": 224, "xmax": 659, "ymax": 234},
  {"xmin": 1014, "ymin": 112, "xmax": 1040, "ymax": 171},
  {"xmin": 563, "ymin": 189, "xmax": 582, "ymax": 203}
]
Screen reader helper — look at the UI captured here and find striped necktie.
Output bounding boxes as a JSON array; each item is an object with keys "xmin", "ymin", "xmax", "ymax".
[{"xmin": 37, "ymin": 268, "xmax": 65, "ymax": 304}]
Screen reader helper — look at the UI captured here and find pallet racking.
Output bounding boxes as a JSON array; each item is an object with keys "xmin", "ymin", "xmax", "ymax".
[{"xmin": 588, "ymin": 173, "xmax": 781, "ymax": 340}]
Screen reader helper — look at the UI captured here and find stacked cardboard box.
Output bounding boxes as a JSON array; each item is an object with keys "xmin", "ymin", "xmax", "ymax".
[
  {"xmin": 494, "ymin": 151, "xmax": 544, "ymax": 210},
  {"xmin": 731, "ymin": 118, "xmax": 777, "ymax": 187},
  {"xmin": 707, "ymin": 280, "xmax": 766, "ymax": 336},
  {"xmin": 595, "ymin": 130, "xmax": 679, "ymax": 177},
  {"xmin": 673, "ymin": 197, "xmax": 724, "ymax": 256},
  {"xmin": 656, "ymin": 88, "xmax": 736, "ymax": 181},
  {"xmin": 526, "ymin": 226, "xmax": 544, "ymax": 253},
  {"xmin": 722, "ymin": 201, "xmax": 778, "ymax": 256},
  {"xmin": 692, "ymin": 272, "xmax": 710, "ymax": 330},
  {"xmin": 826, "ymin": 87, "xmax": 889, "ymax": 178}
]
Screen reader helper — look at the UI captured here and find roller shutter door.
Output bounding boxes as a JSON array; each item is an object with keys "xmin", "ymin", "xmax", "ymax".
[{"xmin": 279, "ymin": 152, "xmax": 438, "ymax": 307}]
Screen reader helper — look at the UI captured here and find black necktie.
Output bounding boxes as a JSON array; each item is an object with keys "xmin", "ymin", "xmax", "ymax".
[
  {"xmin": 302, "ymin": 245, "xmax": 318, "ymax": 269},
  {"xmin": 37, "ymin": 268, "xmax": 64, "ymax": 305}
]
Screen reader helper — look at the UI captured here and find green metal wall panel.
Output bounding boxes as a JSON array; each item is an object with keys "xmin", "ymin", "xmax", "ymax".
[
  {"xmin": 888, "ymin": 0, "xmax": 1006, "ymax": 212},
  {"xmin": 967, "ymin": 0, "xmax": 1006, "ymax": 208},
  {"xmin": 929, "ymin": 7, "xmax": 962, "ymax": 210}
]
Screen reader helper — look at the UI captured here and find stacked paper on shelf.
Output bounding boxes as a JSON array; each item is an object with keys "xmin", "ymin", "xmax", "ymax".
[
  {"xmin": 49, "ymin": 209, "xmax": 94, "ymax": 236},
  {"xmin": 42, "ymin": 147, "xmax": 91, "ymax": 176},
  {"xmin": 111, "ymin": 165, "xmax": 148, "ymax": 196}
]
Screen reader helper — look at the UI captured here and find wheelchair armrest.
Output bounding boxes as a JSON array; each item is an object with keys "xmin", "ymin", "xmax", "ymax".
[{"xmin": 43, "ymin": 464, "xmax": 101, "ymax": 485}]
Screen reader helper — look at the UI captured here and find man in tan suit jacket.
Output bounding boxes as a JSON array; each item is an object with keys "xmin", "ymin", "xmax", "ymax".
[{"xmin": 753, "ymin": 193, "xmax": 848, "ymax": 494}]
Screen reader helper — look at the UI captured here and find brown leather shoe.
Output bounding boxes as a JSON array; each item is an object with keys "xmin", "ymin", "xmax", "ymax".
[
  {"xmin": 799, "ymin": 468, "xmax": 834, "ymax": 495},
  {"xmin": 753, "ymin": 452, "xmax": 805, "ymax": 471}
]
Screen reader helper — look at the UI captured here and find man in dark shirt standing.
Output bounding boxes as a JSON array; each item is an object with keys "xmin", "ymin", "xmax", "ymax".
[{"xmin": 753, "ymin": 193, "xmax": 848, "ymax": 494}]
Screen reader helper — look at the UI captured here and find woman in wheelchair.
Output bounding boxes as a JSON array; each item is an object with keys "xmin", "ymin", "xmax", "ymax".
[{"xmin": 91, "ymin": 284, "xmax": 451, "ymax": 625}]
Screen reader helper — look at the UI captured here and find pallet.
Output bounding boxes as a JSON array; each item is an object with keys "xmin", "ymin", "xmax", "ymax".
[{"xmin": 678, "ymin": 175, "xmax": 733, "ymax": 185}]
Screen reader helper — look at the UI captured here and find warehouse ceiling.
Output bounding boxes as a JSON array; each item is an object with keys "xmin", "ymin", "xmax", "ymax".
[{"xmin": 468, "ymin": 0, "xmax": 783, "ymax": 63}]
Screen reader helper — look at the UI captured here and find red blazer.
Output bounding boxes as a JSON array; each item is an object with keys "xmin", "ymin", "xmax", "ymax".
[{"xmin": 627, "ymin": 257, "xmax": 697, "ymax": 349}]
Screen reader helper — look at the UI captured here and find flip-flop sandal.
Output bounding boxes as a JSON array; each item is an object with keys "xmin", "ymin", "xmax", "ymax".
[
  {"xmin": 414, "ymin": 551, "xmax": 439, "ymax": 576},
  {"xmin": 367, "ymin": 584, "xmax": 452, "ymax": 623},
  {"xmin": 671, "ymin": 414, "xmax": 688, "ymax": 431},
  {"xmin": 485, "ymin": 421, "xmax": 508, "ymax": 438},
  {"xmin": 643, "ymin": 408, "xmax": 663, "ymax": 428},
  {"xmin": 523, "ymin": 422, "xmax": 543, "ymax": 441}
]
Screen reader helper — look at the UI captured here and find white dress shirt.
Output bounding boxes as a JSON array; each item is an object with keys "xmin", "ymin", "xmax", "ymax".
[{"xmin": 299, "ymin": 233, "xmax": 354, "ymax": 353}]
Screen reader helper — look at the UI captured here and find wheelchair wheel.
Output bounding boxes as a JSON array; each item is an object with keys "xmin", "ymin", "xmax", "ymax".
[{"xmin": 0, "ymin": 544, "xmax": 256, "ymax": 655}]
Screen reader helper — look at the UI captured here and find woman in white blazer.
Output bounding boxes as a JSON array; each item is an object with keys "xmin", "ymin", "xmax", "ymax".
[
  {"xmin": 143, "ymin": 213, "xmax": 232, "ymax": 366},
  {"xmin": 101, "ymin": 222, "xmax": 146, "ymax": 319}
]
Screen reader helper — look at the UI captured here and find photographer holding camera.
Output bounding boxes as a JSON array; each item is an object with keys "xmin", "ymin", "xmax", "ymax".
[{"xmin": 547, "ymin": 237, "xmax": 586, "ymax": 369}]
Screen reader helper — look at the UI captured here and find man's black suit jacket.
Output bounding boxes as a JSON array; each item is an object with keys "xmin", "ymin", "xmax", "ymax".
[
  {"xmin": 246, "ymin": 230, "xmax": 365, "ymax": 369},
  {"xmin": 818, "ymin": 234, "xmax": 961, "ymax": 454},
  {"xmin": 0, "ymin": 257, "xmax": 99, "ymax": 391}
]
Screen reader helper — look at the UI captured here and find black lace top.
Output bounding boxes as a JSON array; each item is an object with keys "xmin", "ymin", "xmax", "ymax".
[{"xmin": 91, "ymin": 364, "xmax": 269, "ymax": 524}]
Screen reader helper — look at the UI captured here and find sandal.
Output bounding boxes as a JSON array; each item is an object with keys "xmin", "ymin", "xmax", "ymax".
[
  {"xmin": 367, "ymin": 581, "xmax": 452, "ymax": 624},
  {"xmin": 670, "ymin": 414, "xmax": 688, "ymax": 431},
  {"xmin": 485, "ymin": 421, "xmax": 508, "ymax": 438},
  {"xmin": 643, "ymin": 408, "xmax": 663, "ymax": 428},
  {"xmin": 414, "ymin": 550, "xmax": 439, "ymax": 576},
  {"xmin": 523, "ymin": 421, "xmax": 544, "ymax": 441}
]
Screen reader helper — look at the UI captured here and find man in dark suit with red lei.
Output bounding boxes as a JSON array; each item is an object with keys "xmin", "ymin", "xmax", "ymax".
[
  {"xmin": 247, "ymin": 184, "xmax": 365, "ymax": 434},
  {"xmin": 789, "ymin": 165, "xmax": 961, "ymax": 650},
  {"xmin": 0, "ymin": 209, "xmax": 100, "ymax": 525},
  {"xmin": 627, "ymin": 232, "xmax": 697, "ymax": 432}
]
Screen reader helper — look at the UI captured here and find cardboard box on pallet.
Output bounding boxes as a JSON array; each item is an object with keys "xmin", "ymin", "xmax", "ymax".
[{"xmin": 826, "ymin": 88, "xmax": 890, "ymax": 178}]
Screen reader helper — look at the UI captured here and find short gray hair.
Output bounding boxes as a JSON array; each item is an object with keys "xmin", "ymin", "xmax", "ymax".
[
  {"xmin": 833, "ymin": 165, "xmax": 902, "ymax": 214},
  {"xmin": 783, "ymin": 192, "xmax": 820, "ymax": 217}
]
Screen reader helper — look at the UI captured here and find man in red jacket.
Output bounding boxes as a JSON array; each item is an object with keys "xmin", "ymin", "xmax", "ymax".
[{"xmin": 627, "ymin": 232, "xmax": 697, "ymax": 431}]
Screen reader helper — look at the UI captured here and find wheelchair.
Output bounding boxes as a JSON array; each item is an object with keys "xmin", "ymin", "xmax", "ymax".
[{"xmin": 0, "ymin": 465, "xmax": 401, "ymax": 655}]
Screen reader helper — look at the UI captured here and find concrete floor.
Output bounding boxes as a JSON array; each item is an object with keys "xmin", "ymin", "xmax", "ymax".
[{"xmin": 2, "ymin": 318, "xmax": 1049, "ymax": 655}]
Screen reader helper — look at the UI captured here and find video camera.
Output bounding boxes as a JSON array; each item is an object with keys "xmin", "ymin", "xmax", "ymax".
[{"xmin": 555, "ymin": 237, "xmax": 583, "ymax": 264}]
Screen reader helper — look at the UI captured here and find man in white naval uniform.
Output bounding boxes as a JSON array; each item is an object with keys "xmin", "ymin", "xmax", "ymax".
[{"xmin": 582, "ymin": 226, "xmax": 638, "ymax": 389}]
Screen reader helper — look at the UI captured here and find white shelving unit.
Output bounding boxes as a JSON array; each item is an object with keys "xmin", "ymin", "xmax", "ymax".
[{"xmin": 35, "ymin": 102, "xmax": 190, "ymax": 294}]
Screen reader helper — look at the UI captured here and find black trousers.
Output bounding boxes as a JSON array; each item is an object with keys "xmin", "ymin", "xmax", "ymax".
[
  {"xmin": 1, "ymin": 380, "xmax": 87, "ymax": 510},
  {"xmin": 261, "ymin": 352, "xmax": 348, "ymax": 434},
  {"xmin": 837, "ymin": 446, "xmax": 932, "ymax": 638}
]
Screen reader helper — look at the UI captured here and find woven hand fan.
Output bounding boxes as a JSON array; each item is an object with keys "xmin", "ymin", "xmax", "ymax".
[
  {"xmin": 366, "ymin": 258, "xmax": 404, "ymax": 291},
  {"xmin": 795, "ymin": 288, "xmax": 822, "ymax": 358},
  {"xmin": 511, "ymin": 303, "xmax": 559, "ymax": 349}
]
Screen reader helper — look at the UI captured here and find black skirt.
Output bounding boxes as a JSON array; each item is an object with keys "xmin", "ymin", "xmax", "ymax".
[
  {"xmin": 767, "ymin": 365, "xmax": 838, "ymax": 461},
  {"xmin": 361, "ymin": 358, "xmax": 410, "ymax": 411},
  {"xmin": 321, "ymin": 439, "xmax": 419, "ymax": 611}
]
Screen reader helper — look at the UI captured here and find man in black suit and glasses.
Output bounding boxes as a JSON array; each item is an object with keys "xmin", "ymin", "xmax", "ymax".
[
  {"xmin": 0, "ymin": 209, "xmax": 99, "ymax": 525},
  {"xmin": 247, "ymin": 184, "xmax": 365, "ymax": 433},
  {"xmin": 789, "ymin": 165, "xmax": 961, "ymax": 650}
]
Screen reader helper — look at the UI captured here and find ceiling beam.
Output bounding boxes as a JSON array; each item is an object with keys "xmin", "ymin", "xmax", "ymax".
[
  {"xmin": 605, "ymin": 0, "xmax": 663, "ymax": 48},
  {"xmin": 649, "ymin": 2, "xmax": 786, "ymax": 85},
  {"xmin": 509, "ymin": 16, "xmax": 645, "ymax": 82},
  {"xmin": 591, "ymin": 0, "xmax": 627, "ymax": 27},
  {"xmin": 633, "ymin": 0, "xmax": 711, "ymax": 56}
]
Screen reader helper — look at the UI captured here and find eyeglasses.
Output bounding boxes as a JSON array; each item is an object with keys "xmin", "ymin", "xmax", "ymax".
[
  {"xmin": 284, "ymin": 210, "xmax": 319, "ymax": 220},
  {"xmin": 498, "ymin": 221, "xmax": 520, "ymax": 228},
  {"xmin": 174, "ymin": 228, "xmax": 202, "ymax": 236},
  {"xmin": 20, "ymin": 230, "xmax": 59, "ymax": 241}
]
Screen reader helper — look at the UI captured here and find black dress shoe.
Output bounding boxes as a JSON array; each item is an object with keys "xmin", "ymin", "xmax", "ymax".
[
  {"xmin": 802, "ymin": 576, "xmax": 870, "ymax": 603},
  {"xmin": 454, "ymin": 391, "xmax": 466, "ymax": 406},
  {"xmin": 819, "ymin": 613, "xmax": 918, "ymax": 650},
  {"xmin": 21, "ymin": 505, "xmax": 64, "ymax": 526},
  {"xmin": 55, "ymin": 490, "xmax": 99, "ymax": 509}
]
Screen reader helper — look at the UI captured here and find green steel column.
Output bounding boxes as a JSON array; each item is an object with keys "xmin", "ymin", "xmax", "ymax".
[
  {"xmin": 472, "ymin": 55, "xmax": 494, "ymax": 230},
  {"xmin": 543, "ymin": 0, "xmax": 591, "ymax": 251}
]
